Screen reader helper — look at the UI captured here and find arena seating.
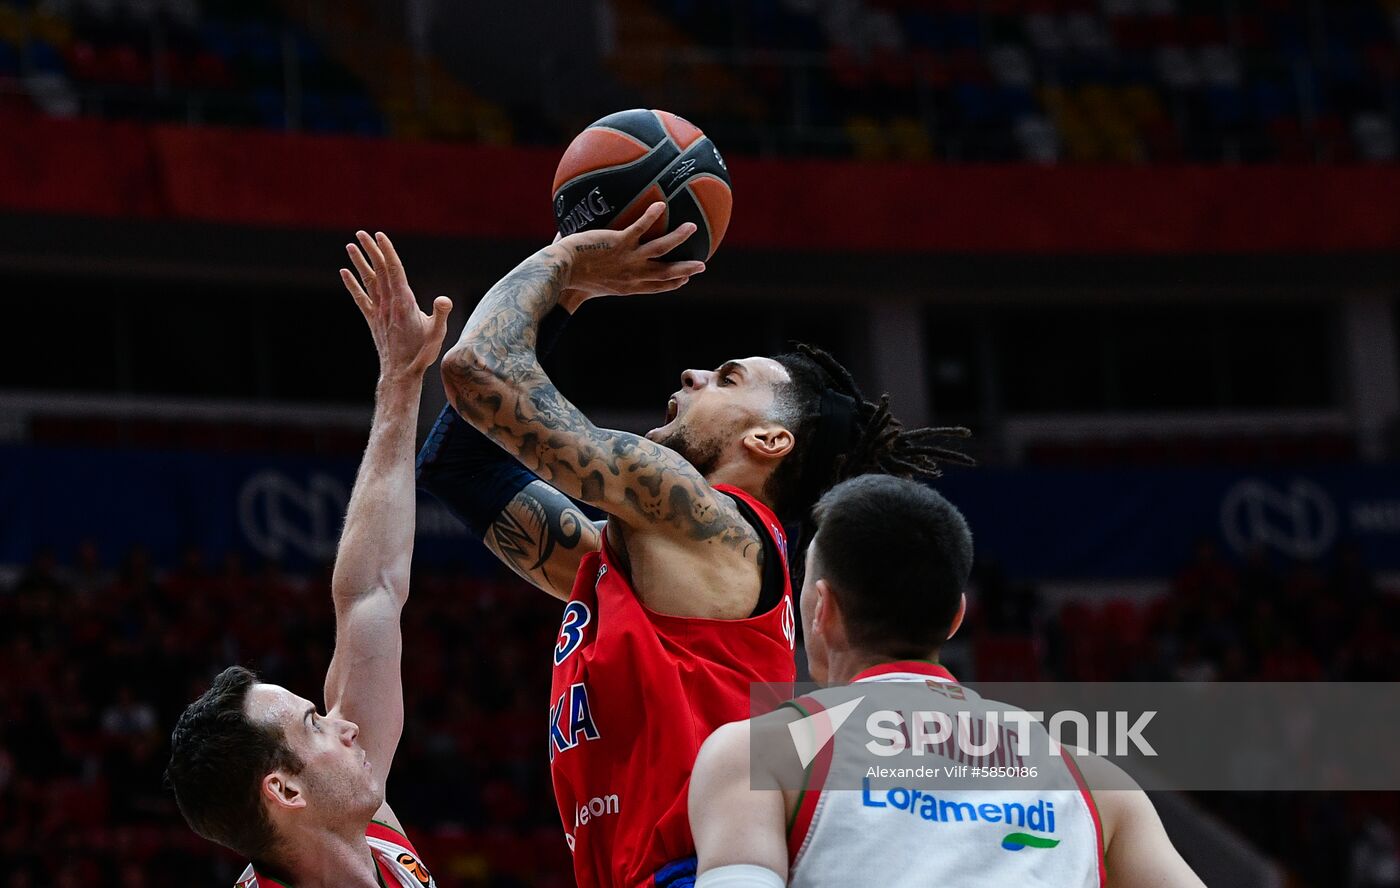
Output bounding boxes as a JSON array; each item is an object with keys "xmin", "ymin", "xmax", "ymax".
[
  {"xmin": 645, "ymin": 0, "xmax": 1400, "ymax": 162},
  {"xmin": 0, "ymin": 0, "xmax": 383, "ymax": 131},
  {"xmin": 4, "ymin": 0, "xmax": 1399, "ymax": 163},
  {"xmin": 0, "ymin": 0, "xmax": 511, "ymax": 140}
]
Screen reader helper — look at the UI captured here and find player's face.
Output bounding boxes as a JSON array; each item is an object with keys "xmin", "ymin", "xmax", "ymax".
[
  {"xmin": 645, "ymin": 356, "xmax": 791, "ymax": 475},
  {"xmin": 245, "ymin": 683, "xmax": 382, "ymax": 822}
]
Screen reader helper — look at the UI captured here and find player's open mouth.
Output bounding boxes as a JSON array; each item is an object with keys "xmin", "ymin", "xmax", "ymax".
[{"xmin": 664, "ymin": 397, "xmax": 679, "ymax": 424}]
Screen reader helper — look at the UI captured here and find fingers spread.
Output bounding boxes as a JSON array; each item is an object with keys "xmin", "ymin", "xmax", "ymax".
[
  {"xmin": 375, "ymin": 232, "xmax": 404, "ymax": 285},
  {"xmin": 626, "ymin": 201, "xmax": 667, "ymax": 240},
  {"xmin": 641, "ymin": 221, "xmax": 698, "ymax": 258},
  {"xmin": 340, "ymin": 268, "xmax": 372, "ymax": 316},
  {"xmin": 356, "ymin": 230, "xmax": 387, "ymax": 271},
  {"xmin": 346, "ymin": 242, "xmax": 374, "ymax": 284}
]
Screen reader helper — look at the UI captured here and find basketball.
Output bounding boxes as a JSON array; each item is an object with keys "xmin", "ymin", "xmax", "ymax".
[{"xmin": 551, "ymin": 109, "xmax": 732, "ymax": 262}]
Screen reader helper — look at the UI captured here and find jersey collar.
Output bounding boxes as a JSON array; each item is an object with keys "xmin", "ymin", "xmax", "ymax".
[
  {"xmin": 852, "ymin": 660, "xmax": 956, "ymax": 684},
  {"xmin": 248, "ymin": 860, "xmax": 390, "ymax": 888}
]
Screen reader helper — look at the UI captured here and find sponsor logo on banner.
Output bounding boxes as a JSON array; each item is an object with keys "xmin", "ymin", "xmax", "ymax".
[
  {"xmin": 238, "ymin": 470, "xmax": 349, "ymax": 561},
  {"xmin": 1220, "ymin": 477, "xmax": 1338, "ymax": 559}
]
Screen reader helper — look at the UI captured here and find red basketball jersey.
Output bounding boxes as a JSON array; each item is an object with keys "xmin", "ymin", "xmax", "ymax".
[{"xmin": 548, "ymin": 484, "xmax": 798, "ymax": 888}]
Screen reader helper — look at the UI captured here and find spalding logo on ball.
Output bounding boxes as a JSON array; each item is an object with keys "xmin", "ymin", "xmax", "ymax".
[{"xmin": 552, "ymin": 109, "xmax": 732, "ymax": 262}]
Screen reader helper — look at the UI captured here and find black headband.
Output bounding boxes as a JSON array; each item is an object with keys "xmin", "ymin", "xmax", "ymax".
[{"xmin": 803, "ymin": 387, "xmax": 858, "ymax": 501}]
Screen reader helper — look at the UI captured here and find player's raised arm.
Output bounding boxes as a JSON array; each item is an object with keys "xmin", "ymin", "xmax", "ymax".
[
  {"xmin": 324, "ymin": 230, "xmax": 451, "ymax": 792},
  {"xmin": 440, "ymin": 203, "xmax": 751, "ymax": 547}
]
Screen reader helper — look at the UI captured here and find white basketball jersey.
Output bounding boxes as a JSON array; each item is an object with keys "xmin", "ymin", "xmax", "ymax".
[
  {"xmin": 787, "ymin": 662, "xmax": 1104, "ymax": 888},
  {"xmin": 235, "ymin": 820, "xmax": 436, "ymax": 887}
]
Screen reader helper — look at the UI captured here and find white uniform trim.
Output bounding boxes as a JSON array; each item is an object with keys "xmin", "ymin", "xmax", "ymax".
[
  {"xmin": 695, "ymin": 864, "xmax": 786, "ymax": 888},
  {"xmin": 787, "ymin": 665, "xmax": 1102, "ymax": 888}
]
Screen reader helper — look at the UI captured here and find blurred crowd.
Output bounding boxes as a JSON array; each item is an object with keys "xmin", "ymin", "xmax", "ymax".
[
  {"xmin": 1037, "ymin": 540, "xmax": 1399, "ymax": 683},
  {"xmin": 2, "ymin": 538, "xmax": 1398, "ymax": 886},
  {"xmin": 976, "ymin": 540, "xmax": 1400, "ymax": 888},
  {"xmin": 0, "ymin": 544, "xmax": 569, "ymax": 887}
]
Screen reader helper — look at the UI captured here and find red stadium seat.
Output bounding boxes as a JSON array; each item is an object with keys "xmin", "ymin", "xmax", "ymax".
[
  {"xmin": 103, "ymin": 45, "xmax": 150, "ymax": 87},
  {"xmin": 187, "ymin": 51, "xmax": 233, "ymax": 89},
  {"xmin": 65, "ymin": 41, "xmax": 101, "ymax": 82},
  {"xmin": 975, "ymin": 634, "xmax": 1042, "ymax": 681}
]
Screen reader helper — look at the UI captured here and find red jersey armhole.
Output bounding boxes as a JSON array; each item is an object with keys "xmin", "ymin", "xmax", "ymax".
[
  {"xmin": 1058, "ymin": 751, "xmax": 1107, "ymax": 888},
  {"xmin": 368, "ymin": 819, "xmax": 418, "ymax": 856}
]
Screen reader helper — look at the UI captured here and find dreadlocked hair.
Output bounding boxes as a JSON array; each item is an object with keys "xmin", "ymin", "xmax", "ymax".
[{"xmin": 767, "ymin": 343, "xmax": 976, "ymax": 527}]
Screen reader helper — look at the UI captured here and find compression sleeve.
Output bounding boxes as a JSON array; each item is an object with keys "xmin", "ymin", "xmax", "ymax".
[
  {"xmin": 415, "ymin": 407, "xmax": 536, "ymax": 537},
  {"xmin": 416, "ymin": 305, "xmax": 571, "ymax": 537}
]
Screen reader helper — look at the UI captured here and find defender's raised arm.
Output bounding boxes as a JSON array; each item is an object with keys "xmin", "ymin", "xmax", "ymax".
[
  {"xmin": 165, "ymin": 232, "xmax": 449, "ymax": 885},
  {"xmin": 326, "ymin": 231, "xmax": 451, "ymax": 792}
]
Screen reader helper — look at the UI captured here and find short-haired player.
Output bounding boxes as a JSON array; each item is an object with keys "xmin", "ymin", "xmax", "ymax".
[{"xmin": 688, "ymin": 474, "xmax": 1205, "ymax": 888}]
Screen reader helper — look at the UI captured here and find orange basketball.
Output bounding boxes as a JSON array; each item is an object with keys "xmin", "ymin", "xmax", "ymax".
[{"xmin": 552, "ymin": 109, "xmax": 732, "ymax": 262}]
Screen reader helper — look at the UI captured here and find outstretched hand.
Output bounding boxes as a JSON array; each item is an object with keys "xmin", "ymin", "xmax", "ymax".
[
  {"xmin": 556, "ymin": 201, "xmax": 707, "ymax": 303},
  {"xmin": 341, "ymin": 231, "xmax": 453, "ymax": 379}
]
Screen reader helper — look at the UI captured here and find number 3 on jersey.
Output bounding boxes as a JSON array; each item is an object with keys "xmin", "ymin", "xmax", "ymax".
[{"xmin": 555, "ymin": 600, "xmax": 592, "ymax": 665}]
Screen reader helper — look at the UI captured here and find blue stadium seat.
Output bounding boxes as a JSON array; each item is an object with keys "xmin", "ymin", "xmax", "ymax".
[
  {"xmin": 0, "ymin": 39, "xmax": 19, "ymax": 76},
  {"xmin": 943, "ymin": 13, "xmax": 983, "ymax": 50},
  {"xmin": 198, "ymin": 21, "xmax": 237, "ymax": 62},
  {"xmin": 253, "ymin": 87, "xmax": 284, "ymax": 129},
  {"xmin": 1250, "ymin": 80, "xmax": 1293, "ymax": 122},
  {"xmin": 999, "ymin": 84, "xmax": 1037, "ymax": 118},
  {"xmin": 334, "ymin": 93, "xmax": 384, "ymax": 136},
  {"xmin": 298, "ymin": 89, "xmax": 332, "ymax": 132},
  {"xmin": 25, "ymin": 38, "xmax": 66, "ymax": 75},
  {"xmin": 953, "ymin": 81, "xmax": 997, "ymax": 124},
  {"xmin": 1205, "ymin": 84, "xmax": 1245, "ymax": 127}
]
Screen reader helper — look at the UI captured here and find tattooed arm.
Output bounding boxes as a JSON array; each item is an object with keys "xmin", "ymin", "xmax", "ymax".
[
  {"xmin": 483, "ymin": 480, "xmax": 601, "ymax": 600},
  {"xmin": 441, "ymin": 204, "xmax": 765, "ymax": 615}
]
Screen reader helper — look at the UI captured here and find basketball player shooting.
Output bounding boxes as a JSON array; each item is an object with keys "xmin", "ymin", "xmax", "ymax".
[
  {"xmin": 688, "ymin": 475, "xmax": 1205, "ymax": 888},
  {"xmin": 419, "ymin": 201, "xmax": 974, "ymax": 888},
  {"xmin": 165, "ymin": 232, "xmax": 447, "ymax": 887}
]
